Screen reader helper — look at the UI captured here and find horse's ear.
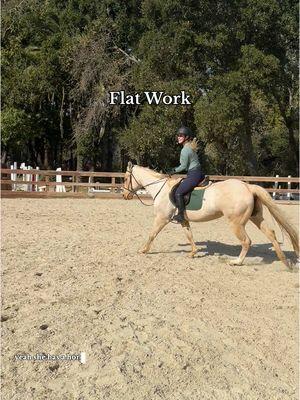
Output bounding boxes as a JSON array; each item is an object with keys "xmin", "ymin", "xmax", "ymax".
[{"xmin": 127, "ymin": 161, "xmax": 133, "ymax": 171}]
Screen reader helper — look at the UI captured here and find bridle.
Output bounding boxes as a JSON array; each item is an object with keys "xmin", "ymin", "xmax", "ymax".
[{"xmin": 124, "ymin": 168, "xmax": 168, "ymax": 206}]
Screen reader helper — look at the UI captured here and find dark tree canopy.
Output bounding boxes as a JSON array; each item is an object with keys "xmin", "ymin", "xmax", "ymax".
[{"xmin": 1, "ymin": 0, "xmax": 299, "ymax": 175}]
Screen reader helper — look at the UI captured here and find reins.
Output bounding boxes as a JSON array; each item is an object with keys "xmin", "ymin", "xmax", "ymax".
[
  {"xmin": 124, "ymin": 169, "xmax": 168, "ymax": 206},
  {"xmin": 123, "ymin": 168, "xmax": 192, "ymax": 225}
]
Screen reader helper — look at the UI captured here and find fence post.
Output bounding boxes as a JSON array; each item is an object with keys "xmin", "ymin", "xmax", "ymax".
[
  {"xmin": 75, "ymin": 174, "xmax": 80, "ymax": 193},
  {"xmin": 273, "ymin": 174, "xmax": 279, "ymax": 199},
  {"xmin": 27, "ymin": 166, "xmax": 32, "ymax": 191},
  {"xmin": 88, "ymin": 175, "xmax": 93, "ymax": 193},
  {"xmin": 11, "ymin": 163, "xmax": 17, "ymax": 191},
  {"xmin": 56, "ymin": 167, "xmax": 66, "ymax": 192},
  {"xmin": 45, "ymin": 175, "xmax": 49, "ymax": 192},
  {"xmin": 111, "ymin": 177, "xmax": 116, "ymax": 193},
  {"xmin": 20, "ymin": 163, "xmax": 27, "ymax": 191},
  {"xmin": 34, "ymin": 167, "xmax": 40, "ymax": 192},
  {"xmin": 287, "ymin": 175, "xmax": 291, "ymax": 201}
]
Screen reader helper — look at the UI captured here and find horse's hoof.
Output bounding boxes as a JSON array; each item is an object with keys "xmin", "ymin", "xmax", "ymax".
[
  {"xmin": 188, "ymin": 252, "xmax": 196, "ymax": 258},
  {"xmin": 287, "ymin": 259, "xmax": 299, "ymax": 271},
  {"xmin": 139, "ymin": 248, "xmax": 148, "ymax": 254},
  {"xmin": 229, "ymin": 259, "xmax": 242, "ymax": 266}
]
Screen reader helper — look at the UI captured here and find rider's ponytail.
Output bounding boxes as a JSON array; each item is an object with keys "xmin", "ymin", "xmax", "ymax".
[{"xmin": 186, "ymin": 138, "xmax": 199, "ymax": 151}]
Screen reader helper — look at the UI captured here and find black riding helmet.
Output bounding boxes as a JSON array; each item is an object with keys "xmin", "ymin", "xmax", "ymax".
[{"xmin": 177, "ymin": 126, "xmax": 195, "ymax": 139}]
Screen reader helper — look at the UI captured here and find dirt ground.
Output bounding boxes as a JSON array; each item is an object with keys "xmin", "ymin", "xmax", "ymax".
[{"xmin": 1, "ymin": 198, "xmax": 299, "ymax": 400}]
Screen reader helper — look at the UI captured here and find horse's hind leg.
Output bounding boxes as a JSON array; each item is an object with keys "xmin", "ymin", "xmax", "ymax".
[
  {"xmin": 250, "ymin": 213, "xmax": 288, "ymax": 267},
  {"xmin": 181, "ymin": 221, "xmax": 197, "ymax": 258},
  {"xmin": 229, "ymin": 222, "xmax": 252, "ymax": 266},
  {"xmin": 139, "ymin": 215, "xmax": 169, "ymax": 254}
]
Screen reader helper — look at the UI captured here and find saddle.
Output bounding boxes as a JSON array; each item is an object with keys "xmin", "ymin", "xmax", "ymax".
[{"xmin": 169, "ymin": 176, "xmax": 211, "ymax": 207}]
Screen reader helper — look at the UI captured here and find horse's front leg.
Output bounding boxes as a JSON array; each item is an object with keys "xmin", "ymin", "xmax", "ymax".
[
  {"xmin": 139, "ymin": 215, "xmax": 169, "ymax": 254},
  {"xmin": 181, "ymin": 221, "xmax": 197, "ymax": 258}
]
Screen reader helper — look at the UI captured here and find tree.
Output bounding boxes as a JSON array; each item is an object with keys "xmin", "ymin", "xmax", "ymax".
[{"xmin": 1, "ymin": 0, "xmax": 298, "ymax": 176}]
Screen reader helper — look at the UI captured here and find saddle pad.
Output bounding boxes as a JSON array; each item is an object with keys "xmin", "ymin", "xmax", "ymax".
[
  {"xmin": 169, "ymin": 180, "xmax": 206, "ymax": 211},
  {"xmin": 186, "ymin": 188, "xmax": 206, "ymax": 211}
]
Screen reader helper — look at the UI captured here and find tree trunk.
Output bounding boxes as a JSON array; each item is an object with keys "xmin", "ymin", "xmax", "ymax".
[
  {"xmin": 59, "ymin": 87, "xmax": 65, "ymax": 167},
  {"xmin": 60, "ymin": 87, "xmax": 65, "ymax": 139},
  {"xmin": 286, "ymin": 120, "xmax": 299, "ymax": 173},
  {"xmin": 1, "ymin": 150, "xmax": 7, "ymax": 165},
  {"xmin": 37, "ymin": 152, "xmax": 43, "ymax": 168},
  {"xmin": 76, "ymin": 152, "xmax": 83, "ymax": 171},
  {"xmin": 76, "ymin": 136, "xmax": 83, "ymax": 186},
  {"xmin": 28, "ymin": 141, "xmax": 36, "ymax": 166},
  {"xmin": 274, "ymin": 94, "xmax": 299, "ymax": 173},
  {"xmin": 44, "ymin": 141, "xmax": 49, "ymax": 169},
  {"xmin": 242, "ymin": 92, "xmax": 257, "ymax": 174},
  {"xmin": 112, "ymin": 141, "xmax": 122, "ymax": 171}
]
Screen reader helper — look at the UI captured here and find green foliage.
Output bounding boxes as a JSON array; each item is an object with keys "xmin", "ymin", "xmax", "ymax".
[
  {"xmin": 119, "ymin": 105, "xmax": 183, "ymax": 168},
  {"xmin": 1, "ymin": 108, "xmax": 32, "ymax": 146},
  {"xmin": 195, "ymin": 87, "xmax": 245, "ymax": 174},
  {"xmin": 1, "ymin": 0, "xmax": 298, "ymax": 175}
]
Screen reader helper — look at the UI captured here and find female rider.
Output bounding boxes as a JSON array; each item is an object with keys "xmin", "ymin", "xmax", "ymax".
[{"xmin": 168, "ymin": 127, "xmax": 205, "ymax": 223}]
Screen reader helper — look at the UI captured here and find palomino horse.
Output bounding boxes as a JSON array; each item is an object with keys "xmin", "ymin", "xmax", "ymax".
[{"xmin": 123, "ymin": 163, "xmax": 299, "ymax": 267}]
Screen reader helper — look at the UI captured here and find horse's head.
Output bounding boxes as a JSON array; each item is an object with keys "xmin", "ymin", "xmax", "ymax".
[{"xmin": 123, "ymin": 162, "xmax": 143, "ymax": 200}]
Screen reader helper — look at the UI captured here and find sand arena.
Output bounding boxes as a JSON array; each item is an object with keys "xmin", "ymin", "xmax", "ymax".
[{"xmin": 1, "ymin": 199, "xmax": 299, "ymax": 400}]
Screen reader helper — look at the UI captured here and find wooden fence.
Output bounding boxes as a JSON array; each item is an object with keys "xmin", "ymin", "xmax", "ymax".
[{"xmin": 1, "ymin": 168, "xmax": 299, "ymax": 203}]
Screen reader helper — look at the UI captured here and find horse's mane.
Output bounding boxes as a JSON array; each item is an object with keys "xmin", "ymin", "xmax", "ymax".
[{"xmin": 134, "ymin": 165, "xmax": 165, "ymax": 178}]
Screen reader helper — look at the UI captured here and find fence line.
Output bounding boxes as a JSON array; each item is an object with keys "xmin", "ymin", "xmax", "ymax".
[
  {"xmin": 1, "ymin": 167, "xmax": 299, "ymax": 202},
  {"xmin": 2, "ymin": 168, "xmax": 300, "ymax": 182}
]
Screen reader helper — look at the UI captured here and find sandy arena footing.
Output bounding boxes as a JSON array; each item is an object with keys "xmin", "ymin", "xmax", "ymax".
[{"xmin": 1, "ymin": 199, "xmax": 299, "ymax": 400}]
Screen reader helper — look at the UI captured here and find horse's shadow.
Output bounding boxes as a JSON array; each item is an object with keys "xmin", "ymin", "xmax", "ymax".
[{"xmin": 150, "ymin": 240, "xmax": 296, "ymax": 265}]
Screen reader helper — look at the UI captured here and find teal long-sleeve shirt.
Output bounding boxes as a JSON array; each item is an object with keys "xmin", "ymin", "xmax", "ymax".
[{"xmin": 174, "ymin": 144, "xmax": 201, "ymax": 173}]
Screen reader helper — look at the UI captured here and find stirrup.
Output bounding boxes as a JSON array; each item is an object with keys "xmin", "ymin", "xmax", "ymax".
[{"xmin": 172, "ymin": 213, "xmax": 187, "ymax": 223}]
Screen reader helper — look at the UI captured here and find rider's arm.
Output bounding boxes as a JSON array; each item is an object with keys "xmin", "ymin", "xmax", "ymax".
[{"xmin": 173, "ymin": 147, "xmax": 189, "ymax": 173}]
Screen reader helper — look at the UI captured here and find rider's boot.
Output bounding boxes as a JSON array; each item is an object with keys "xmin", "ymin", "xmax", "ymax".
[{"xmin": 173, "ymin": 193, "xmax": 187, "ymax": 223}]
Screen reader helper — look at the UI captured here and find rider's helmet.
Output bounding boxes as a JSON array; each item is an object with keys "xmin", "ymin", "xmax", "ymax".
[{"xmin": 177, "ymin": 126, "xmax": 195, "ymax": 140}]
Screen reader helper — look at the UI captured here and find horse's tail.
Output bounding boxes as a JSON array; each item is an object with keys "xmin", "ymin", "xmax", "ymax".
[{"xmin": 248, "ymin": 184, "xmax": 299, "ymax": 256}]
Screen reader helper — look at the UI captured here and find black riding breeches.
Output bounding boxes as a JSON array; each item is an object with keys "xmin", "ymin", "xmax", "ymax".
[{"xmin": 176, "ymin": 168, "xmax": 205, "ymax": 196}]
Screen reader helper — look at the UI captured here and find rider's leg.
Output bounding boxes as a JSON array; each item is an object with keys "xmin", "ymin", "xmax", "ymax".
[
  {"xmin": 173, "ymin": 169, "xmax": 204, "ymax": 224},
  {"xmin": 173, "ymin": 192, "xmax": 186, "ymax": 223}
]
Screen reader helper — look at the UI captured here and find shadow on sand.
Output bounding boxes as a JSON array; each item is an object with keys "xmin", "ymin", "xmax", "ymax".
[{"xmin": 149, "ymin": 240, "xmax": 297, "ymax": 265}]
